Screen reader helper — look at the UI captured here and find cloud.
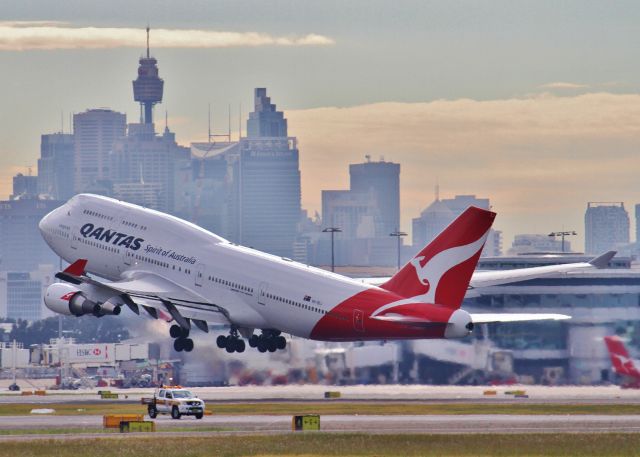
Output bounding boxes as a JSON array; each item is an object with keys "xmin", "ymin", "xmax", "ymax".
[
  {"xmin": 0, "ymin": 22, "xmax": 335, "ymax": 51},
  {"xmin": 286, "ymin": 92, "xmax": 640, "ymax": 248},
  {"xmin": 539, "ymin": 82, "xmax": 590, "ymax": 90}
]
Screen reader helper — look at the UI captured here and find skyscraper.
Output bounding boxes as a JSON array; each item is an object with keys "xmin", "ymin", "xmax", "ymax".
[
  {"xmin": 585, "ymin": 202, "xmax": 629, "ymax": 254},
  {"xmin": 228, "ymin": 88, "xmax": 301, "ymax": 257},
  {"xmin": 349, "ymin": 158, "xmax": 400, "ymax": 236},
  {"xmin": 73, "ymin": 109, "xmax": 126, "ymax": 193},
  {"xmin": 38, "ymin": 133, "xmax": 75, "ymax": 201}
]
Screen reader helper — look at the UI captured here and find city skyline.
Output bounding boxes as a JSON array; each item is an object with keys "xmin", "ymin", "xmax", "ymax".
[{"xmin": 1, "ymin": 2, "xmax": 640, "ymax": 248}]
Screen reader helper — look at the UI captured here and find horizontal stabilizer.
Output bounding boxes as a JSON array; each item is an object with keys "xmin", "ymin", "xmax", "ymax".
[{"xmin": 470, "ymin": 313, "xmax": 570, "ymax": 324}]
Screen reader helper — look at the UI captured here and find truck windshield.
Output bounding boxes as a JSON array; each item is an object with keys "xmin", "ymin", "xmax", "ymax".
[{"xmin": 172, "ymin": 391, "xmax": 194, "ymax": 398}]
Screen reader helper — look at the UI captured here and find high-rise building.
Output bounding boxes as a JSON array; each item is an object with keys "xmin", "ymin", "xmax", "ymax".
[
  {"xmin": 73, "ymin": 109, "xmax": 126, "ymax": 193},
  {"xmin": 11, "ymin": 173, "xmax": 38, "ymax": 200},
  {"xmin": 585, "ymin": 202, "xmax": 629, "ymax": 255},
  {"xmin": 412, "ymin": 194, "xmax": 501, "ymax": 256},
  {"xmin": 6, "ymin": 272, "xmax": 43, "ymax": 322},
  {"xmin": 110, "ymin": 124, "xmax": 190, "ymax": 213},
  {"xmin": 0, "ymin": 198, "xmax": 62, "ymax": 272},
  {"xmin": 349, "ymin": 158, "xmax": 400, "ymax": 237},
  {"xmin": 227, "ymin": 88, "xmax": 301, "ymax": 257},
  {"xmin": 38, "ymin": 133, "xmax": 75, "ymax": 201}
]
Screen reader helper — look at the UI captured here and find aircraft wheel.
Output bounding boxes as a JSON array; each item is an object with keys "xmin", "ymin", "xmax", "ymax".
[
  {"xmin": 236, "ymin": 339, "xmax": 246, "ymax": 353},
  {"xmin": 267, "ymin": 339, "xmax": 277, "ymax": 352},
  {"xmin": 248, "ymin": 335, "xmax": 259, "ymax": 348},
  {"xmin": 181, "ymin": 327, "xmax": 190, "ymax": 338},
  {"xmin": 169, "ymin": 324, "xmax": 182, "ymax": 338},
  {"xmin": 276, "ymin": 336, "xmax": 286, "ymax": 350},
  {"xmin": 173, "ymin": 338, "xmax": 184, "ymax": 352},
  {"xmin": 183, "ymin": 338, "xmax": 194, "ymax": 352},
  {"xmin": 216, "ymin": 335, "xmax": 227, "ymax": 349},
  {"xmin": 225, "ymin": 339, "xmax": 236, "ymax": 353},
  {"xmin": 257, "ymin": 341, "xmax": 267, "ymax": 353}
]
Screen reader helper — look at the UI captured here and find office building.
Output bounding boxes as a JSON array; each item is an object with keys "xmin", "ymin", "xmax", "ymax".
[
  {"xmin": 585, "ymin": 202, "xmax": 629, "ymax": 255},
  {"xmin": 412, "ymin": 194, "xmax": 501, "ymax": 256},
  {"xmin": 110, "ymin": 123, "xmax": 190, "ymax": 213},
  {"xmin": 73, "ymin": 109, "xmax": 126, "ymax": 193},
  {"xmin": 349, "ymin": 158, "xmax": 400, "ymax": 236},
  {"xmin": 0, "ymin": 198, "xmax": 62, "ymax": 272},
  {"xmin": 228, "ymin": 89, "xmax": 301, "ymax": 257},
  {"xmin": 38, "ymin": 133, "xmax": 75, "ymax": 201},
  {"xmin": 508, "ymin": 234, "xmax": 571, "ymax": 255},
  {"xmin": 11, "ymin": 174, "xmax": 38, "ymax": 200}
]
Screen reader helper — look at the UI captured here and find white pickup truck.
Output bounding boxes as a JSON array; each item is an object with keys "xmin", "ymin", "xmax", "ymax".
[{"xmin": 142, "ymin": 387, "xmax": 205, "ymax": 419}]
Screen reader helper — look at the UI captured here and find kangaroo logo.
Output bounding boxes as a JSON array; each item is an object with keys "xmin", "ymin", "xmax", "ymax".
[
  {"xmin": 60, "ymin": 292, "xmax": 76, "ymax": 301},
  {"xmin": 410, "ymin": 256, "xmax": 430, "ymax": 292}
]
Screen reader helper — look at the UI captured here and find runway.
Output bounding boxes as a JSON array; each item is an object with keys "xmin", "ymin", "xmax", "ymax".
[
  {"xmin": 1, "ymin": 413, "xmax": 640, "ymax": 439},
  {"xmin": 2, "ymin": 384, "xmax": 640, "ymax": 403},
  {"xmin": 0, "ymin": 385, "xmax": 638, "ymax": 440}
]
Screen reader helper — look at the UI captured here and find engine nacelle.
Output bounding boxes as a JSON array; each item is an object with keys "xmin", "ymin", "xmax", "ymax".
[
  {"xmin": 444, "ymin": 309, "xmax": 474, "ymax": 339},
  {"xmin": 96, "ymin": 300, "xmax": 122, "ymax": 316},
  {"xmin": 44, "ymin": 283, "xmax": 100, "ymax": 317}
]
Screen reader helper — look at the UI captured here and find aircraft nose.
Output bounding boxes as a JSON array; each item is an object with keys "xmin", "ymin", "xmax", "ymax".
[{"xmin": 39, "ymin": 207, "xmax": 57, "ymax": 235}]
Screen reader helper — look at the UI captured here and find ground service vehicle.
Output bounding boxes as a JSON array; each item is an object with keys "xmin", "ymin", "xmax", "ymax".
[{"xmin": 143, "ymin": 387, "xmax": 205, "ymax": 419}]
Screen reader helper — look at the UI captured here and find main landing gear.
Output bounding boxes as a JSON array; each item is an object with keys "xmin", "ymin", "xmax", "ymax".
[
  {"xmin": 170, "ymin": 324, "xmax": 194, "ymax": 352},
  {"xmin": 216, "ymin": 328, "xmax": 246, "ymax": 353},
  {"xmin": 248, "ymin": 330, "xmax": 286, "ymax": 353}
]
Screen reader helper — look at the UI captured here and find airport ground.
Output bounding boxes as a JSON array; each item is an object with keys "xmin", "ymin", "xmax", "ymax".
[{"xmin": 0, "ymin": 384, "xmax": 639, "ymax": 456}]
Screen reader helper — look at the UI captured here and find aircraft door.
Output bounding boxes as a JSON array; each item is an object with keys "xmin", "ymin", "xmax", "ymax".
[
  {"xmin": 71, "ymin": 225, "xmax": 79, "ymax": 250},
  {"xmin": 258, "ymin": 282, "xmax": 269, "ymax": 306},
  {"xmin": 195, "ymin": 264, "xmax": 204, "ymax": 287},
  {"xmin": 353, "ymin": 309, "xmax": 365, "ymax": 333}
]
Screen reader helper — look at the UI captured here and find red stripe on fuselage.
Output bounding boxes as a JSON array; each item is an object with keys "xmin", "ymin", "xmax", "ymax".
[{"xmin": 309, "ymin": 287, "xmax": 455, "ymax": 341}]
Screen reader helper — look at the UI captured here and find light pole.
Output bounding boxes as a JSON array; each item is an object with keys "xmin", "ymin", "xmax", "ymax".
[
  {"xmin": 390, "ymin": 230, "xmax": 407, "ymax": 271},
  {"xmin": 548, "ymin": 231, "xmax": 577, "ymax": 253},
  {"xmin": 322, "ymin": 227, "xmax": 342, "ymax": 272}
]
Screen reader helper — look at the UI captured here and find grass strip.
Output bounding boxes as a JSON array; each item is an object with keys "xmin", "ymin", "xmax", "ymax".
[
  {"xmin": 0, "ymin": 401, "xmax": 638, "ymax": 416},
  {"xmin": 0, "ymin": 432, "xmax": 638, "ymax": 456}
]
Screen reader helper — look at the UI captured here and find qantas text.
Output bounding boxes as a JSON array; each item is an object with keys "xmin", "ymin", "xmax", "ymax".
[{"xmin": 80, "ymin": 223, "xmax": 144, "ymax": 251}]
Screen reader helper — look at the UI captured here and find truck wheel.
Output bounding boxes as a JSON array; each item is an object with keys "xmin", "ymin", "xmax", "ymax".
[
  {"xmin": 171, "ymin": 406, "xmax": 181, "ymax": 419},
  {"xmin": 195, "ymin": 412, "xmax": 203, "ymax": 419},
  {"xmin": 148, "ymin": 405, "xmax": 157, "ymax": 419}
]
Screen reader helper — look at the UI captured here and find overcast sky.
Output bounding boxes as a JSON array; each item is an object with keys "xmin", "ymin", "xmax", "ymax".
[{"xmin": 1, "ymin": 1, "xmax": 639, "ymax": 249}]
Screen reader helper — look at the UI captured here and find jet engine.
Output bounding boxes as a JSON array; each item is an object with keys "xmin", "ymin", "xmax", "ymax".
[
  {"xmin": 44, "ymin": 283, "xmax": 100, "ymax": 316},
  {"xmin": 444, "ymin": 309, "xmax": 474, "ymax": 339}
]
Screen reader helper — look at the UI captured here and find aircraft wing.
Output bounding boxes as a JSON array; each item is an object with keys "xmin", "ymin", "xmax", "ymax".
[
  {"xmin": 359, "ymin": 251, "xmax": 616, "ymax": 292},
  {"xmin": 56, "ymin": 259, "xmax": 231, "ymax": 327}
]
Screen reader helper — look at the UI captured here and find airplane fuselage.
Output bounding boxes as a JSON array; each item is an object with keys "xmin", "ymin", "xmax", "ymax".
[{"xmin": 40, "ymin": 194, "xmax": 461, "ymax": 341}]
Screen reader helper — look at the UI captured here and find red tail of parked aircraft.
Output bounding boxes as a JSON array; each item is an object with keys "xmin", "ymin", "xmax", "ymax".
[{"xmin": 604, "ymin": 335, "xmax": 640, "ymax": 388}]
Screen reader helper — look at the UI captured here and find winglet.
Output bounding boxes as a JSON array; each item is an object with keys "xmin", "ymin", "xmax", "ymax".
[
  {"xmin": 63, "ymin": 259, "xmax": 88, "ymax": 276},
  {"xmin": 589, "ymin": 251, "xmax": 616, "ymax": 269}
]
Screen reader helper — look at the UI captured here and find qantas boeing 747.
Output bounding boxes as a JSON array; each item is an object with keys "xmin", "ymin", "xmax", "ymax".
[{"xmin": 39, "ymin": 194, "xmax": 612, "ymax": 354}]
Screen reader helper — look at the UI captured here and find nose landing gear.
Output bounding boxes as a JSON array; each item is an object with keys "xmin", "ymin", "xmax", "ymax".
[{"xmin": 170, "ymin": 324, "xmax": 194, "ymax": 352}]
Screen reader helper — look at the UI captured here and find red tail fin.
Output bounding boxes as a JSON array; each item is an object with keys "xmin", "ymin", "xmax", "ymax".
[
  {"xmin": 605, "ymin": 336, "xmax": 639, "ymax": 377},
  {"xmin": 381, "ymin": 206, "xmax": 495, "ymax": 309}
]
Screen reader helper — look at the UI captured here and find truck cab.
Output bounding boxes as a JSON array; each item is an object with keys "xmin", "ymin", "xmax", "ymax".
[{"xmin": 146, "ymin": 386, "xmax": 205, "ymax": 419}]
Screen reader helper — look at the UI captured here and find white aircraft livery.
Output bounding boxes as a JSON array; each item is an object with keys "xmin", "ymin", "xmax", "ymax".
[{"xmin": 39, "ymin": 194, "xmax": 611, "ymax": 354}]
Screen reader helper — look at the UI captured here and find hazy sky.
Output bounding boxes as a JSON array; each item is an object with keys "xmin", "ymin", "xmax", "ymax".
[{"xmin": 1, "ymin": 1, "xmax": 639, "ymax": 249}]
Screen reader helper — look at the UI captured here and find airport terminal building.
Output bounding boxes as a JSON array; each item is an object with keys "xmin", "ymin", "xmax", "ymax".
[{"xmin": 455, "ymin": 254, "xmax": 640, "ymax": 384}]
